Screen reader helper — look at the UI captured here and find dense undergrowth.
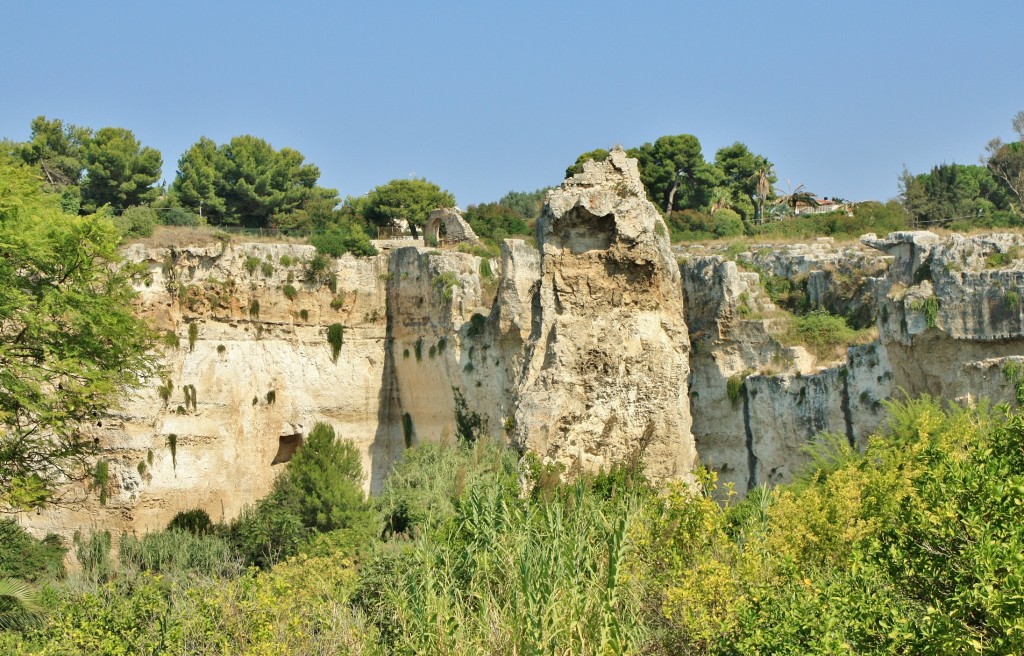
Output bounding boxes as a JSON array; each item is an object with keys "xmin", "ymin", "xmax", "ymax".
[
  {"xmin": 2, "ymin": 398, "xmax": 1024, "ymax": 654},
  {"xmin": 669, "ymin": 200, "xmax": 911, "ymax": 244}
]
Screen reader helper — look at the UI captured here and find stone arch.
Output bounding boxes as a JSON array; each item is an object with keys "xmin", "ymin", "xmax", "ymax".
[{"xmin": 425, "ymin": 207, "xmax": 481, "ymax": 247}]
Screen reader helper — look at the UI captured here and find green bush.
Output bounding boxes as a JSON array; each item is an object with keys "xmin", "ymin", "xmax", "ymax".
[
  {"xmin": 667, "ymin": 208, "xmax": 745, "ymax": 242},
  {"xmin": 783, "ymin": 309, "xmax": 862, "ymax": 357},
  {"xmin": 310, "ymin": 220, "xmax": 378, "ymax": 257},
  {"xmin": 282, "ymin": 283, "xmax": 298, "ymax": 300},
  {"xmin": 752, "ymin": 200, "xmax": 909, "ymax": 241},
  {"xmin": 229, "ymin": 422, "xmax": 377, "ymax": 568},
  {"xmin": 432, "ymin": 271, "xmax": 460, "ymax": 300},
  {"xmin": 112, "ymin": 205, "xmax": 158, "ymax": 239},
  {"xmin": 463, "ymin": 202, "xmax": 531, "ymax": 240},
  {"xmin": 166, "ymin": 508, "xmax": 214, "ymax": 535},
  {"xmin": 158, "ymin": 206, "xmax": 200, "ymax": 227},
  {"xmin": 327, "ymin": 323, "xmax": 344, "ymax": 362},
  {"xmin": 0, "ymin": 520, "xmax": 66, "ymax": 581}
]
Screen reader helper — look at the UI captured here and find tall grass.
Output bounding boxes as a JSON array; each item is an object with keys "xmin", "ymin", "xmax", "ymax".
[
  {"xmin": 362, "ymin": 465, "xmax": 647, "ymax": 654},
  {"xmin": 119, "ymin": 530, "xmax": 243, "ymax": 579}
]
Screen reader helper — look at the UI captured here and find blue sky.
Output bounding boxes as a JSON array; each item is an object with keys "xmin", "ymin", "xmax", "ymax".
[{"xmin": 2, "ymin": 0, "xmax": 1021, "ymax": 206}]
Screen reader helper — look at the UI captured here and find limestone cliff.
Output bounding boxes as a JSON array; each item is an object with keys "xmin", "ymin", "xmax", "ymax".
[
  {"xmin": 513, "ymin": 148, "xmax": 696, "ymax": 480},
  {"xmin": 19, "ymin": 158, "xmax": 1024, "ymax": 545},
  {"xmin": 25, "ymin": 240, "xmax": 398, "ymax": 538}
]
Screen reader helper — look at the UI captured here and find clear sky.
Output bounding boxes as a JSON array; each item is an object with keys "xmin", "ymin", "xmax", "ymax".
[{"xmin": 2, "ymin": 0, "xmax": 1021, "ymax": 206}]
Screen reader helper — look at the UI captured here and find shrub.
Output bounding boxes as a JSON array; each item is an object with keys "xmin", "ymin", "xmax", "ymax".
[
  {"xmin": 402, "ymin": 413, "xmax": 415, "ymax": 449},
  {"xmin": 726, "ymin": 371, "xmax": 749, "ymax": 405},
  {"xmin": 244, "ymin": 256, "xmax": 261, "ymax": 275},
  {"xmin": 159, "ymin": 207, "xmax": 200, "ymax": 227},
  {"xmin": 304, "ymin": 253, "xmax": 330, "ymax": 282},
  {"xmin": 910, "ymin": 295, "xmax": 940, "ymax": 328},
  {"xmin": 666, "ymin": 208, "xmax": 744, "ymax": 242},
  {"xmin": 466, "ymin": 312, "xmax": 487, "ymax": 337},
  {"xmin": 453, "ymin": 387, "xmax": 484, "ymax": 443},
  {"xmin": 783, "ymin": 310, "xmax": 861, "ymax": 357},
  {"xmin": 249, "ymin": 299, "xmax": 260, "ymax": 318},
  {"xmin": 283, "ymin": 283, "xmax": 298, "ymax": 300},
  {"xmin": 432, "ymin": 271, "xmax": 460, "ymax": 300},
  {"xmin": 0, "ymin": 520, "xmax": 66, "ymax": 581},
  {"xmin": 310, "ymin": 220, "xmax": 378, "ymax": 257},
  {"xmin": 162, "ymin": 330, "xmax": 180, "ymax": 350},
  {"xmin": 113, "ymin": 206, "xmax": 158, "ymax": 239},
  {"xmin": 327, "ymin": 323, "xmax": 345, "ymax": 362},
  {"xmin": 231, "ymin": 422, "xmax": 378, "ymax": 568},
  {"xmin": 157, "ymin": 379, "xmax": 174, "ymax": 405},
  {"xmin": 167, "ymin": 508, "xmax": 214, "ymax": 535},
  {"xmin": 166, "ymin": 433, "xmax": 178, "ymax": 469},
  {"xmin": 986, "ymin": 245, "xmax": 1022, "ymax": 268},
  {"xmin": 188, "ymin": 322, "xmax": 199, "ymax": 351},
  {"xmin": 260, "ymin": 261, "xmax": 274, "ymax": 277},
  {"xmin": 463, "ymin": 202, "xmax": 531, "ymax": 240}
]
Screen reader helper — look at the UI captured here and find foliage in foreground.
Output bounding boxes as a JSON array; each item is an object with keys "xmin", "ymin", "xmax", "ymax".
[
  {"xmin": 0, "ymin": 163, "xmax": 156, "ymax": 509},
  {"xmin": 4, "ymin": 398, "xmax": 1024, "ymax": 654}
]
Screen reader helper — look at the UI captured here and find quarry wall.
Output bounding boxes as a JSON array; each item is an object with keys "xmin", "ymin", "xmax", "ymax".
[{"xmin": 19, "ymin": 151, "xmax": 1024, "ymax": 539}]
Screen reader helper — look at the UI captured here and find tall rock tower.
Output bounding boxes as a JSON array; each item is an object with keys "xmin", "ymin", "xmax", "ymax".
[{"xmin": 513, "ymin": 148, "xmax": 697, "ymax": 480}]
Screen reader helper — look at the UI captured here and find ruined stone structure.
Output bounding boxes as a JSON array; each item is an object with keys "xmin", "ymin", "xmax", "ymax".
[{"xmin": 425, "ymin": 207, "xmax": 481, "ymax": 247}]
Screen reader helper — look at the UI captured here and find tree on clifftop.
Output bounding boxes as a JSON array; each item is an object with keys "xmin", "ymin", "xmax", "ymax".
[
  {"xmin": 80, "ymin": 127, "xmax": 163, "ymax": 213},
  {"xmin": 985, "ymin": 110, "xmax": 1024, "ymax": 215},
  {"xmin": 630, "ymin": 135, "xmax": 724, "ymax": 214},
  {"xmin": 714, "ymin": 142, "xmax": 775, "ymax": 224},
  {"xmin": 0, "ymin": 164, "xmax": 155, "ymax": 509},
  {"xmin": 171, "ymin": 135, "xmax": 338, "ymax": 228},
  {"xmin": 363, "ymin": 178, "xmax": 455, "ymax": 239}
]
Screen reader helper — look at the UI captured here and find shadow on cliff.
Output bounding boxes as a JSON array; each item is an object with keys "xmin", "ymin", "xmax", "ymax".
[{"xmin": 367, "ymin": 261, "xmax": 405, "ymax": 494}]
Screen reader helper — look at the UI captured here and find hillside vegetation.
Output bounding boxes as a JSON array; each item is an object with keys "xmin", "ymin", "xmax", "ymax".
[{"xmin": 2, "ymin": 397, "xmax": 1023, "ymax": 654}]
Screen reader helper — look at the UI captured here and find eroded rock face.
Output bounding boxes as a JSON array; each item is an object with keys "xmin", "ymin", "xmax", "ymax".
[
  {"xmin": 24, "ymin": 241, "xmax": 396, "ymax": 540},
  {"xmin": 512, "ymin": 148, "xmax": 696, "ymax": 480},
  {"xmin": 867, "ymin": 231, "xmax": 1024, "ymax": 402}
]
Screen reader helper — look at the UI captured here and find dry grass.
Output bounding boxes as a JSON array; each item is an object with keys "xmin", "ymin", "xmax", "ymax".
[{"xmin": 125, "ymin": 226, "xmax": 310, "ymax": 250}]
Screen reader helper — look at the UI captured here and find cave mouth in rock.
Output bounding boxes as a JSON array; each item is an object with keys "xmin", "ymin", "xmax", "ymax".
[
  {"xmin": 551, "ymin": 208, "xmax": 615, "ymax": 254},
  {"xmin": 271, "ymin": 433, "xmax": 303, "ymax": 465}
]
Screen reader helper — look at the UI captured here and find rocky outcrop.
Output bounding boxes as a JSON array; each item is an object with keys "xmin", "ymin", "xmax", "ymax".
[
  {"xmin": 867, "ymin": 231, "xmax": 1024, "ymax": 404},
  {"xmin": 512, "ymin": 148, "xmax": 696, "ymax": 481}
]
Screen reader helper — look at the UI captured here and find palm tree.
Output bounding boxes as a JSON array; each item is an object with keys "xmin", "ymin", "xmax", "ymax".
[
  {"xmin": 773, "ymin": 183, "xmax": 819, "ymax": 218},
  {"xmin": 750, "ymin": 165, "xmax": 775, "ymax": 224},
  {"xmin": 707, "ymin": 186, "xmax": 734, "ymax": 214},
  {"xmin": 0, "ymin": 578, "xmax": 44, "ymax": 631}
]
